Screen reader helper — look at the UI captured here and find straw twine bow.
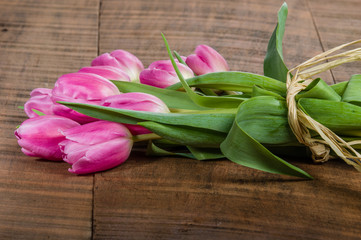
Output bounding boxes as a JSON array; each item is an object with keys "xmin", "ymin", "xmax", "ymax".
[{"xmin": 286, "ymin": 39, "xmax": 361, "ymax": 172}]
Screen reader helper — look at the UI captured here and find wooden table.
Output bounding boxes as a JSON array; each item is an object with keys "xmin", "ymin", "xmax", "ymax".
[{"xmin": 1, "ymin": 0, "xmax": 360, "ymax": 239}]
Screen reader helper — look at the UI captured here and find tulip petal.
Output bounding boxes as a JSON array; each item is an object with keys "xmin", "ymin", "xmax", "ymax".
[
  {"xmin": 78, "ymin": 66, "xmax": 130, "ymax": 82},
  {"xmin": 15, "ymin": 115, "xmax": 80, "ymax": 161},
  {"xmin": 62, "ymin": 121, "xmax": 131, "ymax": 145},
  {"xmin": 140, "ymin": 60, "xmax": 194, "ymax": 88},
  {"xmin": 186, "ymin": 54, "xmax": 212, "ymax": 76},
  {"xmin": 68, "ymin": 138, "xmax": 133, "ymax": 174},
  {"xmin": 24, "ymin": 88, "xmax": 54, "ymax": 118}
]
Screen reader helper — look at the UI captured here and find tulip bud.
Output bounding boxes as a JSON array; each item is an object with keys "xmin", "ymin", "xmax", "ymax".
[
  {"xmin": 78, "ymin": 66, "xmax": 130, "ymax": 82},
  {"xmin": 59, "ymin": 121, "xmax": 133, "ymax": 174},
  {"xmin": 51, "ymin": 72, "xmax": 121, "ymax": 124},
  {"xmin": 15, "ymin": 115, "xmax": 80, "ymax": 161},
  {"xmin": 91, "ymin": 50, "xmax": 144, "ymax": 82},
  {"xmin": 139, "ymin": 60, "xmax": 194, "ymax": 88},
  {"xmin": 24, "ymin": 88, "xmax": 54, "ymax": 118},
  {"xmin": 101, "ymin": 92, "xmax": 170, "ymax": 135},
  {"xmin": 186, "ymin": 45, "xmax": 229, "ymax": 75}
]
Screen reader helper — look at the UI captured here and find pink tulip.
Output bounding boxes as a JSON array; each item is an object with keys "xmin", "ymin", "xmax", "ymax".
[
  {"xmin": 59, "ymin": 121, "xmax": 133, "ymax": 174},
  {"xmin": 51, "ymin": 72, "xmax": 121, "ymax": 124},
  {"xmin": 78, "ymin": 66, "xmax": 130, "ymax": 82},
  {"xmin": 15, "ymin": 115, "xmax": 80, "ymax": 161},
  {"xmin": 139, "ymin": 60, "xmax": 194, "ymax": 88},
  {"xmin": 101, "ymin": 92, "xmax": 170, "ymax": 135},
  {"xmin": 24, "ymin": 88, "xmax": 54, "ymax": 118},
  {"xmin": 91, "ymin": 50, "xmax": 144, "ymax": 82},
  {"xmin": 186, "ymin": 45, "xmax": 229, "ymax": 75}
]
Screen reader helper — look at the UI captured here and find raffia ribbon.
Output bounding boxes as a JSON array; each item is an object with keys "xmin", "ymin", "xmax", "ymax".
[{"xmin": 286, "ymin": 39, "xmax": 361, "ymax": 172}]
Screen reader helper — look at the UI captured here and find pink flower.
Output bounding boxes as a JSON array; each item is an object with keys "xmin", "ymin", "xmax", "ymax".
[
  {"xmin": 101, "ymin": 92, "xmax": 170, "ymax": 135},
  {"xmin": 91, "ymin": 50, "xmax": 144, "ymax": 82},
  {"xmin": 51, "ymin": 72, "xmax": 121, "ymax": 124},
  {"xmin": 59, "ymin": 121, "xmax": 133, "ymax": 174},
  {"xmin": 186, "ymin": 45, "xmax": 229, "ymax": 75},
  {"xmin": 15, "ymin": 115, "xmax": 80, "ymax": 161},
  {"xmin": 24, "ymin": 88, "xmax": 54, "ymax": 118},
  {"xmin": 139, "ymin": 60, "xmax": 194, "ymax": 88},
  {"xmin": 78, "ymin": 66, "xmax": 130, "ymax": 82}
]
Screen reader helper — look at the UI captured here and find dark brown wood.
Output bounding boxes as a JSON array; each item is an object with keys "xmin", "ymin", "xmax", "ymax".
[
  {"xmin": 307, "ymin": 0, "xmax": 361, "ymax": 83},
  {"xmin": 1, "ymin": 0, "xmax": 361, "ymax": 239},
  {"xmin": 0, "ymin": 0, "xmax": 99, "ymax": 239},
  {"xmin": 93, "ymin": 0, "xmax": 360, "ymax": 239}
]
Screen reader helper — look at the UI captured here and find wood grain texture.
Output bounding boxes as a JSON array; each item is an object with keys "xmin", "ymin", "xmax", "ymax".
[
  {"xmin": 1, "ymin": 0, "xmax": 361, "ymax": 239},
  {"xmin": 93, "ymin": 0, "xmax": 359, "ymax": 239},
  {"xmin": 307, "ymin": 0, "xmax": 361, "ymax": 83},
  {"xmin": 0, "ymin": 0, "xmax": 99, "ymax": 239},
  {"xmin": 98, "ymin": 0, "xmax": 332, "ymax": 83}
]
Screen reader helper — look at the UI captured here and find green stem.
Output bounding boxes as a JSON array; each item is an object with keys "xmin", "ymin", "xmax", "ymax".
[{"xmin": 133, "ymin": 133, "xmax": 162, "ymax": 143}]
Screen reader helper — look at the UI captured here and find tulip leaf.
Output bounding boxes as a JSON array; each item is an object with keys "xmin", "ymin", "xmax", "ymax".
[
  {"xmin": 138, "ymin": 121, "xmax": 226, "ymax": 147},
  {"xmin": 58, "ymin": 101, "xmax": 236, "ymax": 133},
  {"xmin": 296, "ymin": 78, "xmax": 341, "ymax": 101},
  {"xmin": 299, "ymin": 98, "xmax": 361, "ymax": 133},
  {"xmin": 187, "ymin": 146, "xmax": 225, "ymax": 160},
  {"xmin": 341, "ymin": 74, "xmax": 361, "ymax": 106},
  {"xmin": 111, "ymin": 81, "xmax": 208, "ymax": 110},
  {"xmin": 173, "ymin": 51, "xmax": 186, "ymax": 65},
  {"xmin": 331, "ymin": 81, "xmax": 348, "ymax": 96},
  {"xmin": 263, "ymin": 2, "xmax": 289, "ymax": 82},
  {"xmin": 251, "ymin": 85, "xmax": 284, "ymax": 99},
  {"xmin": 167, "ymin": 71, "xmax": 286, "ymax": 96},
  {"xmin": 31, "ymin": 109, "xmax": 46, "ymax": 116},
  {"xmin": 146, "ymin": 141, "xmax": 195, "ymax": 159},
  {"xmin": 220, "ymin": 97, "xmax": 313, "ymax": 179},
  {"xmin": 162, "ymin": 33, "xmax": 244, "ymax": 108},
  {"xmin": 236, "ymin": 96, "xmax": 297, "ymax": 145}
]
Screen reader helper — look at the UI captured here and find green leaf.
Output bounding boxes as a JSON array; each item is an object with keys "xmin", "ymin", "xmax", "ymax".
[
  {"xmin": 263, "ymin": 2, "xmax": 289, "ymax": 82},
  {"xmin": 220, "ymin": 98, "xmax": 313, "ymax": 179},
  {"xmin": 167, "ymin": 71, "xmax": 286, "ymax": 96},
  {"xmin": 138, "ymin": 121, "xmax": 226, "ymax": 147},
  {"xmin": 173, "ymin": 51, "xmax": 186, "ymax": 65},
  {"xmin": 296, "ymin": 78, "xmax": 341, "ymax": 101},
  {"xmin": 111, "ymin": 81, "xmax": 207, "ymax": 110},
  {"xmin": 162, "ymin": 33, "xmax": 244, "ymax": 108},
  {"xmin": 58, "ymin": 101, "xmax": 236, "ymax": 133},
  {"xmin": 236, "ymin": 96, "xmax": 297, "ymax": 145},
  {"xmin": 147, "ymin": 141, "xmax": 195, "ymax": 159},
  {"xmin": 299, "ymin": 98, "xmax": 361, "ymax": 133},
  {"xmin": 187, "ymin": 146, "xmax": 224, "ymax": 160},
  {"xmin": 331, "ymin": 81, "xmax": 348, "ymax": 96},
  {"xmin": 252, "ymin": 85, "xmax": 284, "ymax": 99},
  {"xmin": 18, "ymin": 106, "xmax": 24, "ymax": 110},
  {"xmin": 341, "ymin": 74, "xmax": 361, "ymax": 106},
  {"xmin": 31, "ymin": 109, "xmax": 45, "ymax": 116}
]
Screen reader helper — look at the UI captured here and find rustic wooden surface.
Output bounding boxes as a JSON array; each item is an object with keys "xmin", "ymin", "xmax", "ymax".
[{"xmin": 0, "ymin": 0, "xmax": 360, "ymax": 239}]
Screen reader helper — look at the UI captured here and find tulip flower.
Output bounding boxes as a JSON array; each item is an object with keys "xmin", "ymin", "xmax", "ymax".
[
  {"xmin": 91, "ymin": 50, "xmax": 144, "ymax": 82},
  {"xmin": 15, "ymin": 115, "xmax": 80, "ymax": 161},
  {"xmin": 24, "ymin": 88, "xmax": 54, "ymax": 118},
  {"xmin": 78, "ymin": 66, "xmax": 130, "ymax": 82},
  {"xmin": 101, "ymin": 92, "xmax": 170, "ymax": 135},
  {"xmin": 51, "ymin": 72, "xmax": 121, "ymax": 124},
  {"xmin": 186, "ymin": 45, "xmax": 229, "ymax": 75},
  {"xmin": 139, "ymin": 60, "xmax": 194, "ymax": 88},
  {"xmin": 59, "ymin": 121, "xmax": 133, "ymax": 174}
]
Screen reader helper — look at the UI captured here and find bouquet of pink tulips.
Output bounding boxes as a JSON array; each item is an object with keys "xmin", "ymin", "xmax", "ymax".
[{"xmin": 15, "ymin": 3, "xmax": 361, "ymax": 179}]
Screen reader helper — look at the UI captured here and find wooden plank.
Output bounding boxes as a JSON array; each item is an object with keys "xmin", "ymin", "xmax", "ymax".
[
  {"xmin": 94, "ymin": 153, "xmax": 361, "ymax": 239},
  {"xmin": 307, "ymin": 0, "xmax": 361, "ymax": 82},
  {"xmin": 0, "ymin": 0, "xmax": 99, "ymax": 239},
  {"xmin": 92, "ymin": 0, "xmax": 361, "ymax": 239}
]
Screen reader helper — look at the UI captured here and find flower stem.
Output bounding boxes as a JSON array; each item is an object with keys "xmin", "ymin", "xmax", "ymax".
[{"xmin": 133, "ymin": 133, "xmax": 161, "ymax": 142}]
